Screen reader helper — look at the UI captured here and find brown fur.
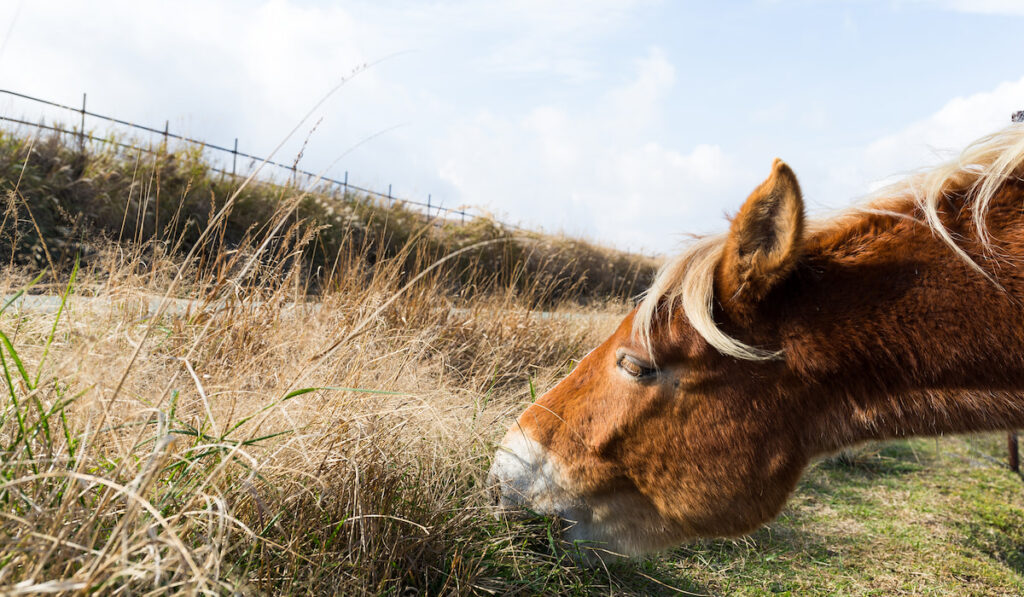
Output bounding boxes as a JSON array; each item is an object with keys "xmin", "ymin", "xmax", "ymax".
[
  {"xmin": 500, "ymin": 149, "xmax": 1024, "ymax": 553},
  {"xmin": 718, "ymin": 158, "xmax": 805, "ymax": 315}
]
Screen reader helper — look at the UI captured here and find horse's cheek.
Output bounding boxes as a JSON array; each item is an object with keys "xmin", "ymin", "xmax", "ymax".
[{"xmin": 620, "ymin": 394, "xmax": 803, "ymax": 535}]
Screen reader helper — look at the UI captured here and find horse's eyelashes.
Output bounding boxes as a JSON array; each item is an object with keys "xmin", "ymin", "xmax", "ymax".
[{"xmin": 617, "ymin": 353, "xmax": 657, "ymax": 379}]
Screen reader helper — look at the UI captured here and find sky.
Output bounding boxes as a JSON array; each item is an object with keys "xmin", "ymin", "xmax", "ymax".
[{"xmin": 1, "ymin": 0, "xmax": 1023, "ymax": 254}]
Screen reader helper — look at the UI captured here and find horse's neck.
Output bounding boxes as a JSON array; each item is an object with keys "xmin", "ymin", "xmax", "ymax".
[
  {"xmin": 810, "ymin": 388, "xmax": 1024, "ymax": 455},
  {"xmin": 787, "ymin": 186, "xmax": 1024, "ymax": 454}
]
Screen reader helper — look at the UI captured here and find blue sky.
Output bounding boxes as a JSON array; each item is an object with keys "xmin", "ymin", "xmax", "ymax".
[{"xmin": 1, "ymin": 0, "xmax": 1023, "ymax": 253}]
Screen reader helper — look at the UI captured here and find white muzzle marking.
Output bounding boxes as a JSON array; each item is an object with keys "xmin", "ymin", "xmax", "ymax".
[
  {"xmin": 487, "ymin": 427, "xmax": 579, "ymax": 515},
  {"xmin": 488, "ymin": 426, "xmax": 675, "ymax": 562}
]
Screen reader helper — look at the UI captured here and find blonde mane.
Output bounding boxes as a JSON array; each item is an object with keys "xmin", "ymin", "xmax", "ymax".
[{"xmin": 634, "ymin": 123, "xmax": 1024, "ymax": 362}]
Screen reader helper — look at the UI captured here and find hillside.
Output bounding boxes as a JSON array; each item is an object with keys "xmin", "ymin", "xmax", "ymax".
[{"xmin": 0, "ymin": 128, "xmax": 656, "ymax": 304}]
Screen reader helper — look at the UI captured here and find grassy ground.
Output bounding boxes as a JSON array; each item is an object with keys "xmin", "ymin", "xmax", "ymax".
[
  {"xmin": 2, "ymin": 128, "xmax": 1024, "ymax": 595},
  {"xmin": 640, "ymin": 436, "xmax": 1024, "ymax": 596}
]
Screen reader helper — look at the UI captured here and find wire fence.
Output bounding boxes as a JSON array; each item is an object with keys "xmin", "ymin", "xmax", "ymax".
[{"xmin": 0, "ymin": 88, "xmax": 473, "ymax": 223}]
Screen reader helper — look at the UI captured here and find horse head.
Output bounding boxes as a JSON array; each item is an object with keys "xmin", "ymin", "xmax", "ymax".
[
  {"xmin": 489, "ymin": 160, "xmax": 811, "ymax": 558},
  {"xmin": 489, "ymin": 126, "xmax": 1024, "ymax": 561}
]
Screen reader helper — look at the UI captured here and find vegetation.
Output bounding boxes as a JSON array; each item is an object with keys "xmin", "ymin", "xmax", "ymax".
[
  {"xmin": 0, "ymin": 128, "xmax": 655, "ymax": 304},
  {"xmin": 1, "ymin": 128, "xmax": 1024, "ymax": 595}
]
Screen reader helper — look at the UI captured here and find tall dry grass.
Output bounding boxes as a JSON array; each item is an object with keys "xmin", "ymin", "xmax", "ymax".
[
  {"xmin": 0, "ymin": 131, "xmax": 643, "ymax": 594},
  {"xmin": 0, "ymin": 128, "xmax": 656, "ymax": 306}
]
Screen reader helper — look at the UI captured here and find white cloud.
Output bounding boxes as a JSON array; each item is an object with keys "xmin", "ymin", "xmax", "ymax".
[
  {"xmin": 0, "ymin": 1, "xmax": 383, "ymax": 160},
  {"xmin": 606, "ymin": 48, "xmax": 676, "ymax": 132},
  {"xmin": 457, "ymin": 0, "xmax": 654, "ymax": 81},
  {"xmin": 803, "ymin": 74, "xmax": 1024, "ymax": 216},
  {"xmin": 437, "ymin": 47, "xmax": 743, "ymax": 252},
  {"xmin": 862, "ymin": 75, "xmax": 1024, "ymax": 186}
]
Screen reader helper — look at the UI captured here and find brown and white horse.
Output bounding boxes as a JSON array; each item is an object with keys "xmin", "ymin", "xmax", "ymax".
[{"xmin": 489, "ymin": 124, "xmax": 1024, "ymax": 561}]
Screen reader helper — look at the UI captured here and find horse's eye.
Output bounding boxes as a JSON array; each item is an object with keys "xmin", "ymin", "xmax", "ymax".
[{"xmin": 617, "ymin": 353, "xmax": 656, "ymax": 379}]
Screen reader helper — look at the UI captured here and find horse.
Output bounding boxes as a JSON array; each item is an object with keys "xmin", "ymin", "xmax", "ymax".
[{"xmin": 488, "ymin": 122, "xmax": 1024, "ymax": 562}]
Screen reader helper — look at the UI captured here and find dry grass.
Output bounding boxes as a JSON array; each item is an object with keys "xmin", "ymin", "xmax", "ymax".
[
  {"xmin": 0, "ymin": 258, "xmax": 626, "ymax": 594},
  {"xmin": 0, "ymin": 128, "xmax": 657, "ymax": 305},
  {"xmin": 0, "ymin": 133, "xmax": 645, "ymax": 594}
]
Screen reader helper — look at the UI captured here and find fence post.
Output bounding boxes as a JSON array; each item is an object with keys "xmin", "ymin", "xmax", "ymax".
[
  {"xmin": 343, "ymin": 171, "xmax": 348, "ymax": 196},
  {"xmin": 427, "ymin": 194, "xmax": 431, "ymax": 217},
  {"xmin": 163, "ymin": 120, "xmax": 169, "ymax": 148},
  {"xmin": 232, "ymin": 138, "xmax": 238, "ymax": 176},
  {"xmin": 79, "ymin": 93, "xmax": 86, "ymax": 154},
  {"xmin": 388, "ymin": 183, "xmax": 392, "ymax": 205},
  {"xmin": 1010, "ymin": 432, "xmax": 1020, "ymax": 473}
]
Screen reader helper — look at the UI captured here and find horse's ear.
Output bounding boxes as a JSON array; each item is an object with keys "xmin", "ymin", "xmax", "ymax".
[{"xmin": 717, "ymin": 158, "xmax": 805, "ymax": 312}]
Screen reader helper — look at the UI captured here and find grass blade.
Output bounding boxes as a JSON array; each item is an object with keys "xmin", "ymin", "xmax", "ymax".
[{"xmin": 34, "ymin": 257, "xmax": 78, "ymax": 388}]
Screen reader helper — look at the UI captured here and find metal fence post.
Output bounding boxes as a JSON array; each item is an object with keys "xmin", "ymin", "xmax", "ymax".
[
  {"xmin": 163, "ymin": 120, "xmax": 169, "ymax": 148},
  {"xmin": 427, "ymin": 194, "xmax": 431, "ymax": 217},
  {"xmin": 79, "ymin": 93, "xmax": 86, "ymax": 153},
  {"xmin": 343, "ymin": 171, "xmax": 348, "ymax": 196},
  {"xmin": 232, "ymin": 138, "xmax": 238, "ymax": 176},
  {"xmin": 1010, "ymin": 432, "xmax": 1020, "ymax": 473},
  {"xmin": 387, "ymin": 184, "xmax": 392, "ymax": 205}
]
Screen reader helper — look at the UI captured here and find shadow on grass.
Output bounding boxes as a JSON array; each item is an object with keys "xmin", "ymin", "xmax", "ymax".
[
  {"xmin": 659, "ymin": 513, "xmax": 858, "ymax": 595},
  {"xmin": 960, "ymin": 519, "xmax": 1024, "ymax": 578},
  {"xmin": 817, "ymin": 440, "xmax": 929, "ymax": 480}
]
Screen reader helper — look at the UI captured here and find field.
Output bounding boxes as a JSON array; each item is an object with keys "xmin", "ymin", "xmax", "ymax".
[{"xmin": 3, "ymin": 131, "xmax": 1024, "ymax": 595}]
